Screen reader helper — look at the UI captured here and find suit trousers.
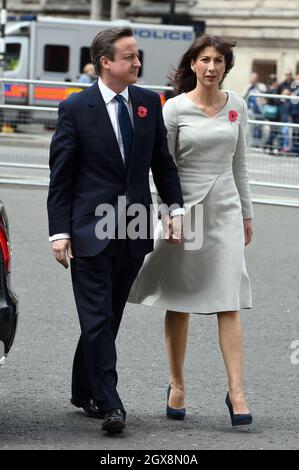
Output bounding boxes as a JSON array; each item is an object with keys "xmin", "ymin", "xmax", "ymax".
[{"xmin": 70, "ymin": 237, "xmax": 144, "ymax": 412}]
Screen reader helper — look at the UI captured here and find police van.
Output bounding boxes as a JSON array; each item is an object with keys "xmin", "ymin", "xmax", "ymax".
[{"xmin": 3, "ymin": 16, "xmax": 195, "ymax": 108}]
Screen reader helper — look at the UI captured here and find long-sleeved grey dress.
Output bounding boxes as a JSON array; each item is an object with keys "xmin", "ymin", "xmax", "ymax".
[{"xmin": 129, "ymin": 91, "xmax": 253, "ymax": 314}]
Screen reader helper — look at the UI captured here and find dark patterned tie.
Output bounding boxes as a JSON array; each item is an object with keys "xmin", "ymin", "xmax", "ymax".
[{"xmin": 114, "ymin": 94, "xmax": 134, "ymax": 168}]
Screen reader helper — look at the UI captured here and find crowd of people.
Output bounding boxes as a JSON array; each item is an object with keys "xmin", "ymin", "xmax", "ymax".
[{"xmin": 243, "ymin": 69, "xmax": 299, "ymax": 155}]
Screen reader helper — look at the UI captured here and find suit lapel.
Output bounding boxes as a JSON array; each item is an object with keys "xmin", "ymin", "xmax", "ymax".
[{"xmin": 87, "ymin": 83, "xmax": 125, "ymax": 175}]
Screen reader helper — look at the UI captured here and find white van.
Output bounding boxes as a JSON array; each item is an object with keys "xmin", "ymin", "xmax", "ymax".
[{"xmin": 3, "ymin": 16, "xmax": 195, "ymax": 107}]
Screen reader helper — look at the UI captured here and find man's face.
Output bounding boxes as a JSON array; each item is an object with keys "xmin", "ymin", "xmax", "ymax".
[{"xmin": 101, "ymin": 36, "xmax": 141, "ymax": 86}]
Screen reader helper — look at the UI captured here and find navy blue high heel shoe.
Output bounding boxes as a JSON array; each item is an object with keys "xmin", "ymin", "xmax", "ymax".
[
  {"xmin": 166, "ymin": 385, "xmax": 186, "ymax": 420},
  {"xmin": 225, "ymin": 392, "xmax": 253, "ymax": 427}
]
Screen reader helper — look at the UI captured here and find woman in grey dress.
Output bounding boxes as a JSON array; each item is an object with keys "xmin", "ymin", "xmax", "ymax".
[{"xmin": 130, "ymin": 35, "xmax": 253, "ymax": 426}]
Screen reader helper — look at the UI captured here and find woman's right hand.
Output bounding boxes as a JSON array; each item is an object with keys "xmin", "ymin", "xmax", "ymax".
[
  {"xmin": 243, "ymin": 218, "xmax": 253, "ymax": 246},
  {"xmin": 162, "ymin": 213, "xmax": 183, "ymax": 244}
]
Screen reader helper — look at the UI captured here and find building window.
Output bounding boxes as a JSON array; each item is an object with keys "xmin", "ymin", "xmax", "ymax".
[
  {"xmin": 252, "ymin": 60, "xmax": 277, "ymax": 85},
  {"xmin": 102, "ymin": 0, "xmax": 111, "ymax": 18},
  {"xmin": 44, "ymin": 45, "xmax": 69, "ymax": 72}
]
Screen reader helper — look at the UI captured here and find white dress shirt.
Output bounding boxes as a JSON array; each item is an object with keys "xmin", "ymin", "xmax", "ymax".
[{"xmin": 49, "ymin": 78, "xmax": 184, "ymax": 242}]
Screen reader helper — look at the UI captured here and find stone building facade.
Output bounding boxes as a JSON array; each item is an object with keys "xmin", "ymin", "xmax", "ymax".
[
  {"xmin": 127, "ymin": 1, "xmax": 299, "ymax": 93},
  {"xmin": 5, "ymin": 1, "xmax": 127, "ymax": 19}
]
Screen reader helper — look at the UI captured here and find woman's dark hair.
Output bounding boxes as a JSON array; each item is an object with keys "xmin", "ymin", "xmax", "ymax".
[
  {"xmin": 170, "ymin": 35, "xmax": 236, "ymax": 94},
  {"xmin": 90, "ymin": 27, "xmax": 133, "ymax": 75}
]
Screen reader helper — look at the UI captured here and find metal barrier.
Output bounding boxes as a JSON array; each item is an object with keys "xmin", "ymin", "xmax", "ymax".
[
  {"xmin": 247, "ymin": 120, "xmax": 299, "ymax": 190},
  {"xmin": 245, "ymin": 91, "xmax": 299, "ymax": 191},
  {"xmin": 0, "ymin": 79, "xmax": 170, "ymax": 177},
  {"xmin": 0, "ymin": 104, "xmax": 56, "ymax": 175},
  {"xmin": 0, "ymin": 81, "xmax": 298, "ymax": 200},
  {"xmin": 249, "ymin": 92, "xmax": 299, "ymax": 101},
  {"xmin": 0, "ymin": 77, "xmax": 172, "ymax": 106},
  {"xmin": 0, "ymin": 77, "xmax": 172, "ymax": 91}
]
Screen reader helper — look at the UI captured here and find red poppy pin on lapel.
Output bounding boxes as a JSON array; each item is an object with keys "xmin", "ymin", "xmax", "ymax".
[
  {"xmin": 229, "ymin": 110, "xmax": 238, "ymax": 122},
  {"xmin": 137, "ymin": 106, "xmax": 148, "ymax": 118}
]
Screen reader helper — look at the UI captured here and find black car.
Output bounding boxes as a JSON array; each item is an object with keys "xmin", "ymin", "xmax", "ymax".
[{"xmin": 0, "ymin": 201, "xmax": 18, "ymax": 365}]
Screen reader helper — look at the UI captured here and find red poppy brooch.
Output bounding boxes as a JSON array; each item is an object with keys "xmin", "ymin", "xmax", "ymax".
[
  {"xmin": 229, "ymin": 110, "xmax": 238, "ymax": 122},
  {"xmin": 137, "ymin": 106, "xmax": 148, "ymax": 118}
]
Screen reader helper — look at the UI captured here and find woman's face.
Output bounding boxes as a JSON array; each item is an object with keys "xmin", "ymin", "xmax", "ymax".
[{"xmin": 191, "ymin": 46, "xmax": 226, "ymax": 88}]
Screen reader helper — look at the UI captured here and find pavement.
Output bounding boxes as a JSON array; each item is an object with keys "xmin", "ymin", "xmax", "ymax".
[{"xmin": 0, "ymin": 185, "xmax": 298, "ymax": 450}]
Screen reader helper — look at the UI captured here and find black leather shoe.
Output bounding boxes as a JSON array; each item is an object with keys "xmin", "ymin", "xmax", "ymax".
[
  {"xmin": 70, "ymin": 397, "xmax": 106, "ymax": 419},
  {"xmin": 102, "ymin": 409, "xmax": 126, "ymax": 434}
]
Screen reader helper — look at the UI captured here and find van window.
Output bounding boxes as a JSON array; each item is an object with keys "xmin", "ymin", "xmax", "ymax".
[
  {"xmin": 4, "ymin": 43, "xmax": 21, "ymax": 71},
  {"xmin": 138, "ymin": 50, "xmax": 143, "ymax": 78},
  {"xmin": 44, "ymin": 45, "xmax": 69, "ymax": 72},
  {"xmin": 80, "ymin": 48, "xmax": 91, "ymax": 73}
]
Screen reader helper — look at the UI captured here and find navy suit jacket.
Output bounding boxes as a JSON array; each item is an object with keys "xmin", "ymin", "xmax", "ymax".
[{"xmin": 47, "ymin": 82, "xmax": 184, "ymax": 257}]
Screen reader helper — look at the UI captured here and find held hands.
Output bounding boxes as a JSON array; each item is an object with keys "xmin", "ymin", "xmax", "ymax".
[
  {"xmin": 52, "ymin": 239, "xmax": 74, "ymax": 269},
  {"xmin": 243, "ymin": 218, "xmax": 253, "ymax": 246},
  {"xmin": 52, "ymin": 214, "xmax": 184, "ymax": 265},
  {"xmin": 162, "ymin": 214, "xmax": 183, "ymax": 244}
]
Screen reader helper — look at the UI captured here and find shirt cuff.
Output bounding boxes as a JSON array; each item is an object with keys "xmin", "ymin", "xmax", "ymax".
[
  {"xmin": 170, "ymin": 208, "xmax": 185, "ymax": 217},
  {"xmin": 49, "ymin": 233, "xmax": 70, "ymax": 242}
]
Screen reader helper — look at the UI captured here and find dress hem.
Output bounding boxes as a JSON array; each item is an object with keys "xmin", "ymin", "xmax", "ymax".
[{"xmin": 128, "ymin": 299, "xmax": 252, "ymax": 315}]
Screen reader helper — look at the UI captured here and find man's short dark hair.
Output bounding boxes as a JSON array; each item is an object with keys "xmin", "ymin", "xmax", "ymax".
[{"xmin": 90, "ymin": 27, "xmax": 134, "ymax": 75}]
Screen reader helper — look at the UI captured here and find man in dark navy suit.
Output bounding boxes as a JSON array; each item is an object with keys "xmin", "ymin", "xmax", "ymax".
[{"xmin": 47, "ymin": 27, "xmax": 184, "ymax": 434}]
